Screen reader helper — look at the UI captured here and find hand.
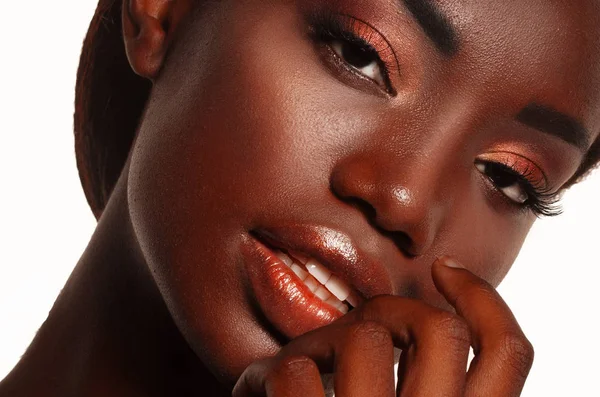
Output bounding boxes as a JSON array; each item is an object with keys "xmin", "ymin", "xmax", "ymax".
[{"xmin": 233, "ymin": 256, "xmax": 534, "ymax": 397}]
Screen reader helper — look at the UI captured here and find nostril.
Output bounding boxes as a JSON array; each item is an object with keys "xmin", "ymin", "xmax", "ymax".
[
  {"xmin": 389, "ymin": 231, "xmax": 416, "ymax": 258},
  {"xmin": 330, "ymin": 186, "xmax": 377, "ymax": 223},
  {"xmin": 376, "ymin": 224, "xmax": 416, "ymax": 258},
  {"xmin": 340, "ymin": 196, "xmax": 417, "ymax": 258},
  {"xmin": 348, "ymin": 196, "xmax": 377, "ymax": 221}
]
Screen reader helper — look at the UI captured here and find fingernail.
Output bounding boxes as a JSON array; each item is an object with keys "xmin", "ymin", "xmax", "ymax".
[{"xmin": 439, "ymin": 256, "xmax": 464, "ymax": 269}]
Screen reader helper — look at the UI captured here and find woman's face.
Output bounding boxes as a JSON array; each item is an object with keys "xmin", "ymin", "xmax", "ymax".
[{"xmin": 127, "ymin": 0, "xmax": 600, "ymax": 384}]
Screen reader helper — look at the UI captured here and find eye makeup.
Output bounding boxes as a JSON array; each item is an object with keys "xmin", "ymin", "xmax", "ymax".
[
  {"xmin": 475, "ymin": 152, "xmax": 563, "ymax": 217},
  {"xmin": 305, "ymin": 8, "xmax": 400, "ymax": 96}
]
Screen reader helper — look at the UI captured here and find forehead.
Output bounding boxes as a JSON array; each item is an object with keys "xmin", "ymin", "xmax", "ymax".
[{"xmin": 432, "ymin": 0, "xmax": 600, "ymax": 135}]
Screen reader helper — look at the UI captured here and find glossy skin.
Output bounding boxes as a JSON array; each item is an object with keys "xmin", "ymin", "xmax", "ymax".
[{"xmin": 1, "ymin": 0, "xmax": 599, "ymax": 396}]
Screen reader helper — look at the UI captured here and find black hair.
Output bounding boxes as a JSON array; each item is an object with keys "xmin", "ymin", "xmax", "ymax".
[{"xmin": 75, "ymin": 0, "xmax": 150, "ymax": 219}]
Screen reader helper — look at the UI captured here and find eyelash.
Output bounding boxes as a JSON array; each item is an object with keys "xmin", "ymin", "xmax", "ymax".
[
  {"xmin": 476, "ymin": 160, "xmax": 563, "ymax": 218},
  {"xmin": 306, "ymin": 9, "xmax": 399, "ymax": 95}
]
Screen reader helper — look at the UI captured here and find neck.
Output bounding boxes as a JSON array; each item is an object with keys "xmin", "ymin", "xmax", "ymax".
[{"xmin": 0, "ymin": 170, "xmax": 230, "ymax": 397}]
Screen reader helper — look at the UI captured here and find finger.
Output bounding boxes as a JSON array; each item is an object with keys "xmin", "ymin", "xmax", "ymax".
[
  {"xmin": 361, "ymin": 303, "xmax": 470, "ymax": 397},
  {"xmin": 333, "ymin": 321, "xmax": 396, "ymax": 397},
  {"xmin": 234, "ymin": 297, "xmax": 469, "ymax": 397},
  {"xmin": 338, "ymin": 297, "xmax": 469, "ymax": 397},
  {"xmin": 265, "ymin": 356, "xmax": 326, "ymax": 397},
  {"xmin": 432, "ymin": 256, "xmax": 535, "ymax": 397},
  {"xmin": 233, "ymin": 356, "xmax": 325, "ymax": 397}
]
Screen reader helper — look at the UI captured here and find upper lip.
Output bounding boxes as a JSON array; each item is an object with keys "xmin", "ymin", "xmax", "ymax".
[{"xmin": 251, "ymin": 224, "xmax": 395, "ymax": 302}]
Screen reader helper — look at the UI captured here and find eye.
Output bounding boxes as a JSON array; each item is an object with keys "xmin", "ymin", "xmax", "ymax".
[
  {"xmin": 306, "ymin": 10, "xmax": 398, "ymax": 96},
  {"xmin": 475, "ymin": 161, "xmax": 529, "ymax": 204},
  {"xmin": 474, "ymin": 155, "xmax": 562, "ymax": 218},
  {"xmin": 329, "ymin": 39, "xmax": 386, "ymax": 87}
]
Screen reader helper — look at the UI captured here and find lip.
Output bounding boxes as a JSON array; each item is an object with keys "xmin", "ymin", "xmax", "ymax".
[
  {"xmin": 240, "ymin": 224, "xmax": 394, "ymax": 340},
  {"xmin": 254, "ymin": 224, "xmax": 395, "ymax": 299}
]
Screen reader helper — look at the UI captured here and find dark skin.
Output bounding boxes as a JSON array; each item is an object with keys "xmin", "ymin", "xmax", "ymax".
[{"xmin": 2, "ymin": 0, "xmax": 600, "ymax": 396}]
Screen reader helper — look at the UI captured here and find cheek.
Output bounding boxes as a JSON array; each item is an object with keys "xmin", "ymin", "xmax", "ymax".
[
  {"xmin": 126, "ymin": 2, "xmax": 376, "ymax": 288},
  {"xmin": 125, "ymin": 67, "xmax": 284, "ymax": 382},
  {"xmin": 409, "ymin": 186, "xmax": 535, "ymax": 312},
  {"xmin": 128, "ymin": 0, "xmax": 383, "ymax": 231},
  {"xmin": 125, "ymin": 1, "xmax": 384, "ymax": 381},
  {"xmin": 450, "ymin": 190, "xmax": 536, "ymax": 288}
]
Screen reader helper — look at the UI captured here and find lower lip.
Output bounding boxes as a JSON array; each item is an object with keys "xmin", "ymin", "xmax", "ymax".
[{"xmin": 241, "ymin": 233, "xmax": 344, "ymax": 340}]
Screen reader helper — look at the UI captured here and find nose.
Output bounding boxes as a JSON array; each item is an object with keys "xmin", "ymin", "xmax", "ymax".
[{"xmin": 330, "ymin": 153, "xmax": 447, "ymax": 257}]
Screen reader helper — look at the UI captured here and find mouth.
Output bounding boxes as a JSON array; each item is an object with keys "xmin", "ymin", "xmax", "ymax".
[
  {"xmin": 240, "ymin": 224, "xmax": 394, "ymax": 340},
  {"xmin": 270, "ymin": 243, "xmax": 361, "ymax": 313}
]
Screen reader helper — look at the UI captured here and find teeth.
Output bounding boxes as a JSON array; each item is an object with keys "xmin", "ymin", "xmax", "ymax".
[
  {"xmin": 274, "ymin": 249, "xmax": 356, "ymax": 313},
  {"xmin": 303, "ymin": 275, "xmax": 319, "ymax": 293},
  {"xmin": 346, "ymin": 292, "xmax": 359, "ymax": 308},
  {"xmin": 290, "ymin": 263, "xmax": 308, "ymax": 281},
  {"xmin": 306, "ymin": 259, "xmax": 332, "ymax": 285},
  {"xmin": 314, "ymin": 285, "xmax": 332, "ymax": 301},
  {"xmin": 287, "ymin": 250, "xmax": 310, "ymax": 265},
  {"xmin": 324, "ymin": 275, "xmax": 351, "ymax": 302},
  {"xmin": 337, "ymin": 302, "xmax": 349, "ymax": 314},
  {"xmin": 274, "ymin": 250, "xmax": 294, "ymax": 267},
  {"xmin": 295, "ymin": 253, "xmax": 310, "ymax": 265},
  {"xmin": 325, "ymin": 295, "xmax": 341, "ymax": 308}
]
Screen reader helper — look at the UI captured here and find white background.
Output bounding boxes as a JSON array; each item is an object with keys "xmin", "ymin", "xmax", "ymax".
[{"xmin": 0, "ymin": 1, "xmax": 598, "ymax": 395}]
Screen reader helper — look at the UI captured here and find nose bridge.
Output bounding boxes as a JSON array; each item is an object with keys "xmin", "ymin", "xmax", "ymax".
[
  {"xmin": 330, "ymin": 146, "xmax": 450, "ymax": 257},
  {"xmin": 329, "ymin": 91, "xmax": 484, "ymax": 257}
]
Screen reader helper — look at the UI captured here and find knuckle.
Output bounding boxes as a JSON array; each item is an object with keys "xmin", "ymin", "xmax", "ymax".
[
  {"xmin": 270, "ymin": 355, "xmax": 318, "ymax": 379},
  {"xmin": 426, "ymin": 312, "xmax": 471, "ymax": 347},
  {"xmin": 360, "ymin": 295, "xmax": 394, "ymax": 318},
  {"xmin": 347, "ymin": 321, "xmax": 393, "ymax": 349},
  {"xmin": 262, "ymin": 356, "xmax": 320, "ymax": 393},
  {"xmin": 496, "ymin": 331, "xmax": 535, "ymax": 379}
]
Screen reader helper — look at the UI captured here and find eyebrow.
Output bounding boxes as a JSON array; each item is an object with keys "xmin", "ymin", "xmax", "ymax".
[
  {"xmin": 401, "ymin": 0, "xmax": 459, "ymax": 56},
  {"xmin": 517, "ymin": 103, "xmax": 590, "ymax": 151},
  {"xmin": 397, "ymin": 2, "xmax": 590, "ymax": 151}
]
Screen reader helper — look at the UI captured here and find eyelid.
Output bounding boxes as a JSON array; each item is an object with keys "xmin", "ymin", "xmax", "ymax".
[
  {"xmin": 477, "ymin": 151, "xmax": 550, "ymax": 190},
  {"xmin": 333, "ymin": 13, "xmax": 400, "ymax": 77},
  {"xmin": 306, "ymin": 9, "xmax": 400, "ymax": 95},
  {"xmin": 475, "ymin": 152, "xmax": 564, "ymax": 217},
  {"xmin": 332, "ymin": 51, "xmax": 389, "ymax": 96}
]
